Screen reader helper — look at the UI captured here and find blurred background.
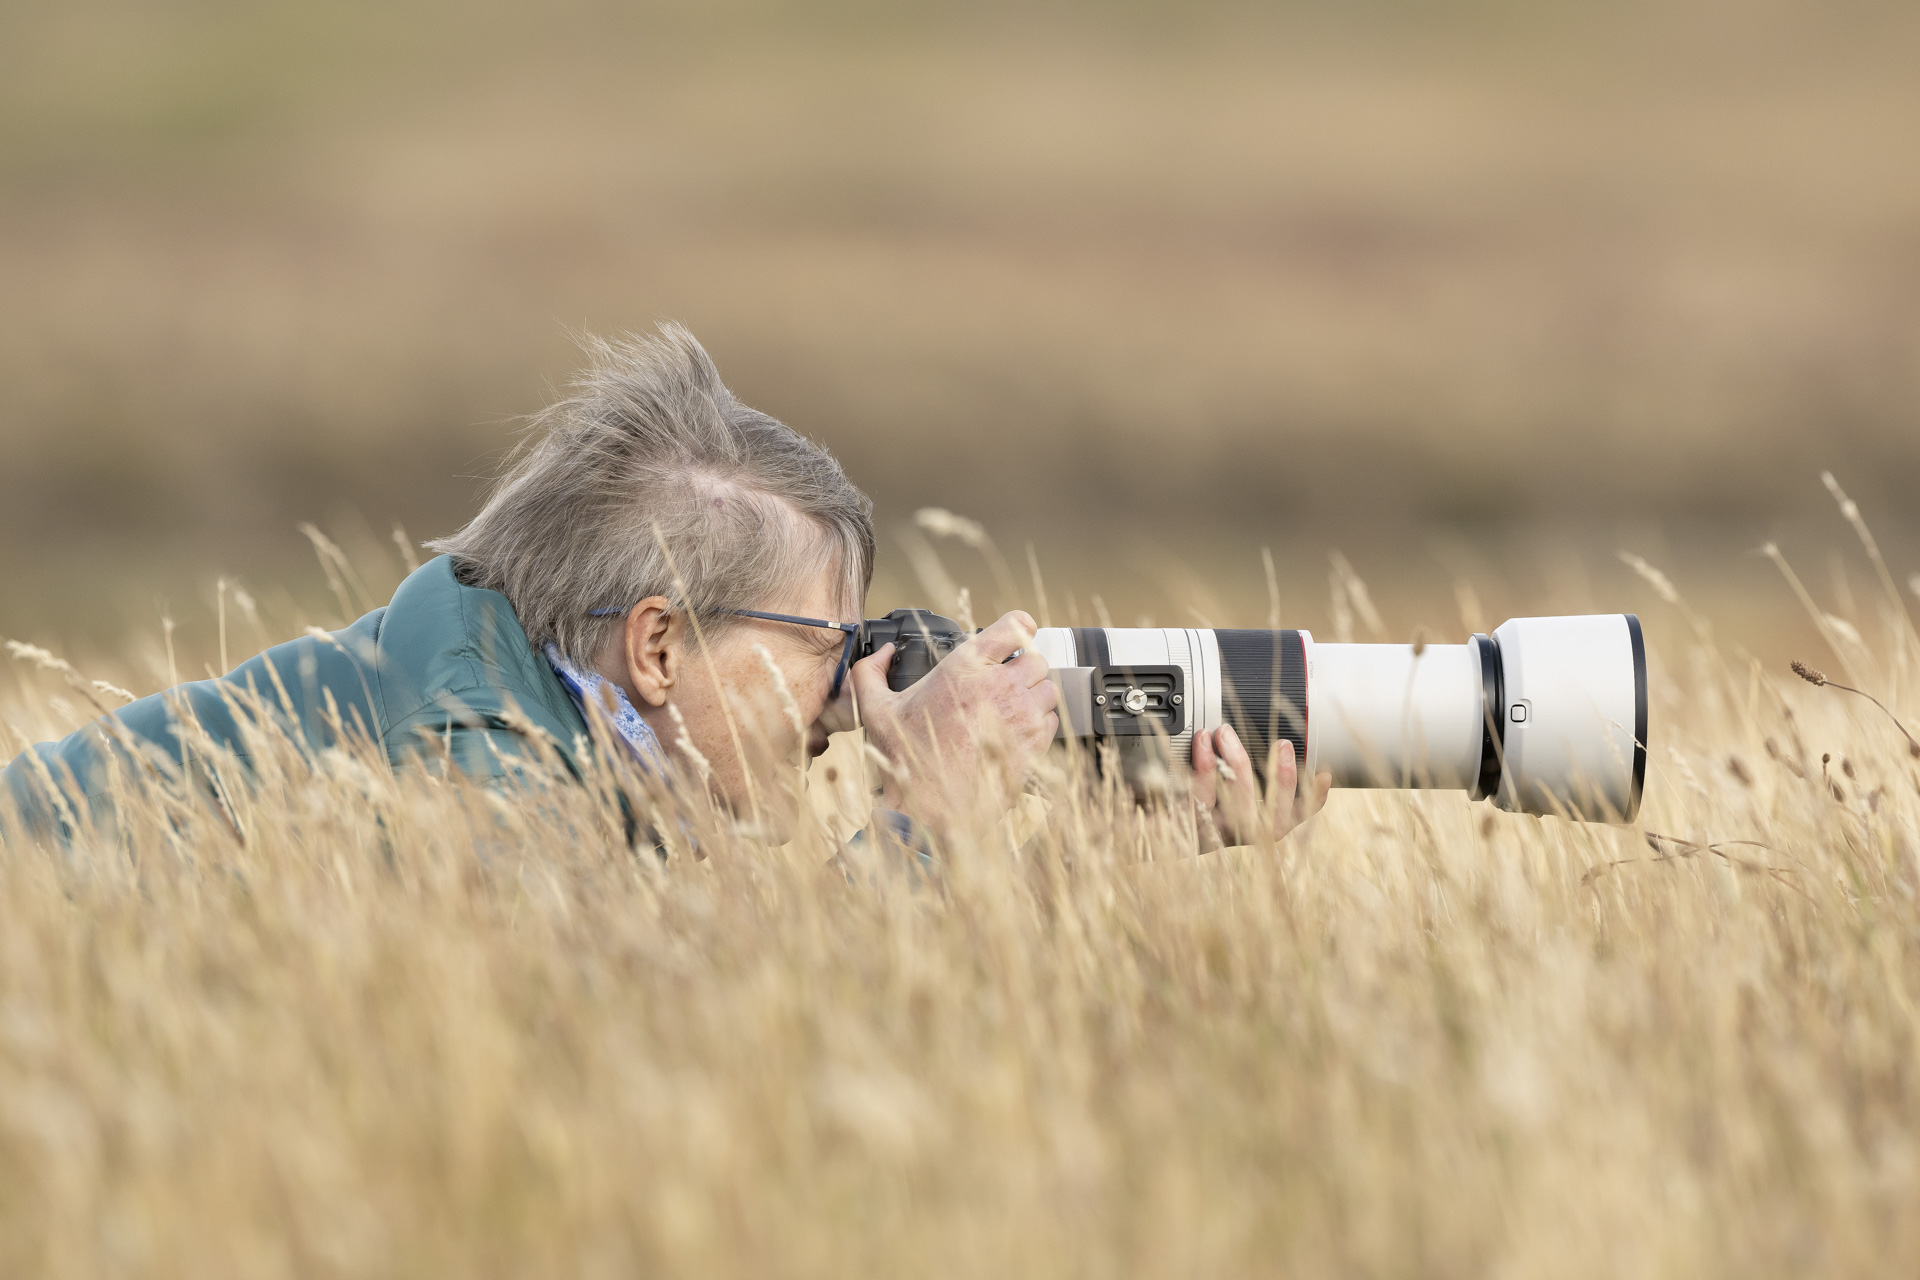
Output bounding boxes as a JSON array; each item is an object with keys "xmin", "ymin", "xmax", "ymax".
[{"xmin": 4, "ymin": 0, "xmax": 1918, "ymax": 676}]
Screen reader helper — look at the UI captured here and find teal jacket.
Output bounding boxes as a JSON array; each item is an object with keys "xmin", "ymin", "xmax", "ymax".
[{"xmin": 3, "ymin": 557, "xmax": 591, "ymax": 836}]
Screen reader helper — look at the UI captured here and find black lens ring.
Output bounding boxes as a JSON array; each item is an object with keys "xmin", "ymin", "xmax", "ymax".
[
  {"xmin": 1626, "ymin": 613, "xmax": 1648, "ymax": 820},
  {"xmin": 1471, "ymin": 633, "xmax": 1505, "ymax": 801}
]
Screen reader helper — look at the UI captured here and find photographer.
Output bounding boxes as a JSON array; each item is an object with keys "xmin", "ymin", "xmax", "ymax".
[{"xmin": 4, "ymin": 326, "xmax": 1317, "ymax": 849}]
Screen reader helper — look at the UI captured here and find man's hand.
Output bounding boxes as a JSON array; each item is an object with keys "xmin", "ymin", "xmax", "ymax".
[
  {"xmin": 847, "ymin": 610, "xmax": 1059, "ymax": 840},
  {"xmin": 1190, "ymin": 724, "xmax": 1332, "ymax": 853}
]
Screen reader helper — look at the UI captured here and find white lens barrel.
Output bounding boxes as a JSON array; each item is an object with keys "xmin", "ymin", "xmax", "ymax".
[
  {"xmin": 1303, "ymin": 638, "xmax": 1486, "ymax": 791},
  {"xmin": 1030, "ymin": 626, "xmax": 1219, "ymax": 767},
  {"xmin": 1490, "ymin": 614, "xmax": 1646, "ymax": 821},
  {"xmin": 1029, "ymin": 628, "xmax": 1080, "ymax": 672},
  {"xmin": 1032, "ymin": 613, "xmax": 1645, "ymax": 822}
]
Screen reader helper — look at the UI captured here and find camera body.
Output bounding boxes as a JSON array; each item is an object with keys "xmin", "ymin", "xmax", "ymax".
[
  {"xmin": 862, "ymin": 609, "xmax": 969, "ymax": 692},
  {"xmin": 855, "ymin": 609, "xmax": 1647, "ymax": 822}
]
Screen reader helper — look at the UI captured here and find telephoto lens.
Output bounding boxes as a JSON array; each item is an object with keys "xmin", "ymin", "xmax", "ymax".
[{"xmin": 859, "ymin": 610, "xmax": 1647, "ymax": 822}]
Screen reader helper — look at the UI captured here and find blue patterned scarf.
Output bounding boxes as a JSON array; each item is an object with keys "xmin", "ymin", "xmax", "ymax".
[{"xmin": 544, "ymin": 643, "xmax": 668, "ymax": 771}]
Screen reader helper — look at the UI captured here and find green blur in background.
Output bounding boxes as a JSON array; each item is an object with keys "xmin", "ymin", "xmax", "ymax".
[{"xmin": 3, "ymin": 0, "xmax": 1917, "ymax": 664}]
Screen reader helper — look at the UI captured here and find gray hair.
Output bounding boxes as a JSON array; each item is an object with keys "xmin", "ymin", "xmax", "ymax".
[{"xmin": 428, "ymin": 324, "xmax": 874, "ymax": 668}]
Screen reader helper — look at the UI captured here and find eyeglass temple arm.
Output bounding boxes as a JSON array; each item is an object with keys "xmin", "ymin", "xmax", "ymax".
[
  {"xmin": 729, "ymin": 609, "xmax": 858, "ymax": 633},
  {"xmin": 590, "ymin": 605, "xmax": 856, "ymax": 633}
]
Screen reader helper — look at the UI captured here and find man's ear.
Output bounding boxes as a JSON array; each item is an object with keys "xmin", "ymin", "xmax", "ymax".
[{"xmin": 622, "ymin": 596, "xmax": 681, "ymax": 707}]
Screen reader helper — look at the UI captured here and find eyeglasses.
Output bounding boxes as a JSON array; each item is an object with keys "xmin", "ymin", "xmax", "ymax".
[{"xmin": 589, "ymin": 603, "xmax": 860, "ymax": 699}]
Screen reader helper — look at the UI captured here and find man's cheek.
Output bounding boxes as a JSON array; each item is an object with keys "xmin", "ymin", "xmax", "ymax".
[{"xmin": 736, "ymin": 687, "xmax": 790, "ymax": 753}]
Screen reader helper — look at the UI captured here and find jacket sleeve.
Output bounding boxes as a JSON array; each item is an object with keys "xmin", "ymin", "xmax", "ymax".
[
  {"xmin": 0, "ymin": 679, "xmax": 263, "ymax": 843},
  {"xmin": 2, "ymin": 738, "xmax": 77, "ymax": 839}
]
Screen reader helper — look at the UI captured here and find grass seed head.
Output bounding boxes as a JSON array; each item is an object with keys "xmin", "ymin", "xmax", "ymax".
[{"xmin": 915, "ymin": 507, "xmax": 988, "ymax": 549}]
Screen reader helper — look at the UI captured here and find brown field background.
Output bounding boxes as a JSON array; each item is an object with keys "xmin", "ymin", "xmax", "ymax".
[
  {"xmin": 12, "ymin": 6, "xmax": 1920, "ymax": 1276},
  {"xmin": 4, "ymin": 0, "xmax": 1918, "ymax": 676}
]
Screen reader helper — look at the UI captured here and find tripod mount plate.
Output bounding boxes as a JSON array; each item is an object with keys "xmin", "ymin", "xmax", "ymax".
[{"xmin": 1049, "ymin": 665, "xmax": 1186, "ymax": 738}]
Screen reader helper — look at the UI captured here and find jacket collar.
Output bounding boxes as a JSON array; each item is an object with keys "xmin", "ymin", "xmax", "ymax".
[{"xmin": 377, "ymin": 557, "xmax": 591, "ymax": 770}]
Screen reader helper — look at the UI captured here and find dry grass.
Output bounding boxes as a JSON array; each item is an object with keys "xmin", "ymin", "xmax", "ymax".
[
  {"xmin": 5, "ymin": 531, "xmax": 1920, "ymax": 1278},
  {"xmin": 7, "ymin": 7, "xmax": 1920, "ymax": 1264}
]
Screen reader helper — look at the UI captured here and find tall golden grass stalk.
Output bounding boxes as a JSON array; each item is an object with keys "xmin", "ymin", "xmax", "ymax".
[{"xmin": 3, "ymin": 568, "xmax": 1920, "ymax": 1278}]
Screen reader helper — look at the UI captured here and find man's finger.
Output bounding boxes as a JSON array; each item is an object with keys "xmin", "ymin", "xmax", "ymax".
[
  {"xmin": 1216, "ymin": 722, "xmax": 1255, "ymax": 788},
  {"xmin": 966, "ymin": 611, "xmax": 1038, "ymax": 665},
  {"xmin": 1008, "ymin": 649, "xmax": 1051, "ymax": 688},
  {"xmin": 1215, "ymin": 724, "xmax": 1264, "ymax": 840},
  {"xmin": 1191, "ymin": 725, "xmax": 1219, "ymax": 802},
  {"xmin": 1266, "ymin": 738, "xmax": 1300, "ymax": 820},
  {"xmin": 1026, "ymin": 669, "xmax": 1060, "ymax": 711},
  {"xmin": 847, "ymin": 642, "xmax": 897, "ymax": 711}
]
